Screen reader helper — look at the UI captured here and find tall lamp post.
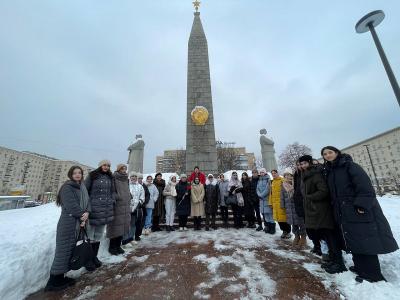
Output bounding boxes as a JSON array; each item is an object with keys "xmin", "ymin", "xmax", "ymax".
[
  {"xmin": 356, "ymin": 10, "xmax": 400, "ymax": 107},
  {"xmin": 363, "ymin": 144, "xmax": 383, "ymax": 196}
]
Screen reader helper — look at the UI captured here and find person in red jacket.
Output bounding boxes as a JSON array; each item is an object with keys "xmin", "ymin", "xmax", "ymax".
[{"xmin": 188, "ymin": 166, "xmax": 206, "ymax": 185}]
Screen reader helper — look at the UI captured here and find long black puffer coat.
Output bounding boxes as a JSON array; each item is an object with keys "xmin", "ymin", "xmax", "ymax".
[
  {"xmin": 324, "ymin": 154, "xmax": 398, "ymax": 255},
  {"xmin": 50, "ymin": 181, "xmax": 87, "ymax": 275},
  {"xmin": 176, "ymin": 180, "xmax": 191, "ymax": 216},
  {"xmin": 293, "ymin": 171, "xmax": 305, "ymax": 218},
  {"xmin": 242, "ymin": 178, "xmax": 253, "ymax": 216},
  {"xmin": 204, "ymin": 180, "xmax": 219, "ymax": 215},
  {"xmin": 85, "ymin": 168, "xmax": 115, "ymax": 226}
]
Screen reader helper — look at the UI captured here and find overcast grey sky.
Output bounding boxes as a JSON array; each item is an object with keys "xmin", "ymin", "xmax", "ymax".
[{"xmin": 0, "ymin": 0, "xmax": 399, "ymax": 172}]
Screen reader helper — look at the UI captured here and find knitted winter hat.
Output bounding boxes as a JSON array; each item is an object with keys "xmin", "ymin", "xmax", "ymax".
[
  {"xmin": 259, "ymin": 168, "xmax": 267, "ymax": 173},
  {"xmin": 283, "ymin": 167, "xmax": 293, "ymax": 175},
  {"xmin": 137, "ymin": 173, "xmax": 144, "ymax": 179},
  {"xmin": 298, "ymin": 155, "xmax": 313, "ymax": 164},
  {"xmin": 98, "ymin": 159, "xmax": 111, "ymax": 167},
  {"xmin": 116, "ymin": 164, "xmax": 126, "ymax": 172},
  {"xmin": 180, "ymin": 174, "xmax": 188, "ymax": 178},
  {"xmin": 207, "ymin": 174, "xmax": 214, "ymax": 178}
]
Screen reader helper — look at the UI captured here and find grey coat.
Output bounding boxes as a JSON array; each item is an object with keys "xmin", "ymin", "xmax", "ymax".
[
  {"xmin": 145, "ymin": 183, "xmax": 159, "ymax": 209},
  {"xmin": 217, "ymin": 180, "xmax": 229, "ymax": 207},
  {"xmin": 85, "ymin": 168, "xmax": 115, "ymax": 226},
  {"xmin": 50, "ymin": 181, "xmax": 87, "ymax": 275},
  {"xmin": 281, "ymin": 185, "xmax": 304, "ymax": 226},
  {"xmin": 107, "ymin": 171, "xmax": 131, "ymax": 239}
]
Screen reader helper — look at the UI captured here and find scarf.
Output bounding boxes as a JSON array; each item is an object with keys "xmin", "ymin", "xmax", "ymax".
[
  {"xmin": 282, "ymin": 181, "xmax": 294, "ymax": 199},
  {"xmin": 228, "ymin": 177, "xmax": 244, "ymax": 207},
  {"xmin": 168, "ymin": 181, "xmax": 177, "ymax": 197},
  {"xmin": 77, "ymin": 183, "xmax": 91, "ymax": 232}
]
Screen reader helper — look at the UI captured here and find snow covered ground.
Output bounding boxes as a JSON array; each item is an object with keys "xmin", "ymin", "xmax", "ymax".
[{"xmin": 0, "ymin": 196, "xmax": 399, "ymax": 300}]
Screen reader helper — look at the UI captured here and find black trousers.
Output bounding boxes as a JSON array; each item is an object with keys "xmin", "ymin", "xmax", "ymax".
[
  {"xmin": 135, "ymin": 208, "xmax": 144, "ymax": 239},
  {"xmin": 278, "ymin": 222, "xmax": 291, "ymax": 233},
  {"xmin": 152, "ymin": 216, "xmax": 160, "ymax": 230},
  {"xmin": 206, "ymin": 214, "xmax": 216, "ymax": 227},
  {"xmin": 232, "ymin": 204, "xmax": 243, "ymax": 227},
  {"xmin": 220, "ymin": 206, "xmax": 229, "ymax": 223},
  {"xmin": 352, "ymin": 254, "xmax": 385, "ymax": 281},
  {"xmin": 245, "ymin": 210, "xmax": 256, "ymax": 225},
  {"xmin": 306, "ymin": 228, "xmax": 321, "ymax": 250},
  {"xmin": 178, "ymin": 215, "xmax": 188, "ymax": 227},
  {"xmin": 193, "ymin": 216, "xmax": 202, "ymax": 229},
  {"xmin": 254, "ymin": 205, "xmax": 262, "ymax": 226},
  {"xmin": 319, "ymin": 228, "xmax": 343, "ymax": 262}
]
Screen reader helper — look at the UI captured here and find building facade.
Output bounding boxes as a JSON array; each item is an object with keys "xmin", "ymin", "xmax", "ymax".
[
  {"xmin": 341, "ymin": 127, "xmax": 400, "ymax": 193},
  {"xmin": 0, "ymin": 146, "xmax": 94, "ymax": 200},
  {"xmin": 156, "ymin": 145, "xmax": 255, "ymax": 174}
]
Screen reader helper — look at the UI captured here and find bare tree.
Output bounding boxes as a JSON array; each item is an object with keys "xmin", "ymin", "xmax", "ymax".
[
  {"xmin": 172, "ymin": 148, "xmax": 186, "ymax": 175},
  {"xmin": 278, "ymin": 142, "xmax": 312, "ymax": 170},
  {"xmin": 217, "ymin": 146, "xmax": 240, "ymax": 173},
  {"xmin": 255, "ymin": 156, "xmax": 263, "ymax": 169}
]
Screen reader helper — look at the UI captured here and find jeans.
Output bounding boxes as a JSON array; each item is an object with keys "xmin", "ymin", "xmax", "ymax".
[
  {"xmin": 144, "ymin": 208, "xmax": 153, "ymax": 229},
  {"xmin": 262, "ymin": 212, "xmax": 274, "ymax": 223}
]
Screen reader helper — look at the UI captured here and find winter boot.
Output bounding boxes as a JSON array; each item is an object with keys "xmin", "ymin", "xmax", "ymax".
[
  {"xmin": 116, "ymin": 236, "xmax": 125, "ymax": 254},
  {"xmin": 108, "ymin": 238, "xmax": 119, "ymax": 256},
  {"xmin": 292, "ymin": 234, "xmax": 300, "ymax": 247},
  {"xmin": 324, "ymin": 255, "xmax": 347, "ymax": 274},
  {"xmin": 45, "ymin": 274, "xmax": 71, "ymax": 292},
  {"xmin": 170, "ymin": 226, "xmax": 175, "ymax": 231},
  {"xmin": 205, "ymin": 226, "xmax": 210, "ymax": 231},
  {"xmin": 256, "ymin": 224, "xmax": 263, "ymax": 231},
  {"xmin": 166, "ymin": 226, "xmax": 171, "ymax": 232},
  {"xmin": 269, "ymin": 223, "xmax": 276, "ymax": 235},
  {"xmin": 297, "ymin": 235, "xmax": 307, "ymax": 249},
  {"xmin": 92, "ymin": 242, "xmax": 102, "ymax": 268},
  {"xmin": 263, "ymin": 222, "xmax": 270, "ymax": 234},
  {"xmin": 310, "ymin": 242, "xmax": 322, "ymax": 256}
]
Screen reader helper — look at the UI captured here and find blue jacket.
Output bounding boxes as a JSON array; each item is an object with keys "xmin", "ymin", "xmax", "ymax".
[{"xmin": 257, "ymin": 175, "xmax": 272, "ymax": 214}]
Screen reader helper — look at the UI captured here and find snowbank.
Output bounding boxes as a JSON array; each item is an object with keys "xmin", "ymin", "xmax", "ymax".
[
  {"xmin": 0, "ymin": 203, "xmax": 134, "ymax": 300},
  {"xmin": 0, "ymin": 196, "xmax": 399, "ymax": 299}
]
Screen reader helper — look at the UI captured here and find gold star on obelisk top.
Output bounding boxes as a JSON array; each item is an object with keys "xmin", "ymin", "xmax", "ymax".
[{"xmin": 193, "ymin": 0, "xmax": 201, "ymax": 12}]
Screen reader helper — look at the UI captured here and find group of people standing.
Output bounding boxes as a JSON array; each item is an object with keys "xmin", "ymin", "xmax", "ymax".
[{"xmin": 46, "ymin": 144, "xmax": 398, "ymax": 291}]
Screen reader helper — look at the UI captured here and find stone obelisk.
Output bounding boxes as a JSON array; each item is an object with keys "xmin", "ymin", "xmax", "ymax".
[{"xmin": 186, "ymin": 1, "xmax": 218, "ymax": 175}]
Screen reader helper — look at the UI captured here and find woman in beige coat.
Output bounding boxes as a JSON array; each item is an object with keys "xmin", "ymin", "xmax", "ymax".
[{"xmin": 191, "ymin": 177, "xmax": 205, "ymax": 230}]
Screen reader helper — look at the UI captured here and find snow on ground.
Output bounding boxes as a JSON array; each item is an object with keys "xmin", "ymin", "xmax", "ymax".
[
  {"xmin": 1, "ymin": 196, "xmax": 400, "ymax": 300},
  {"xmin": 0, "ymin": 203, "xmax": 137, "ymax": 300}
]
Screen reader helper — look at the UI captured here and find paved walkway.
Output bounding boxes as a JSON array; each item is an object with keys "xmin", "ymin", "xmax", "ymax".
[{"xmin": 28, "ymin": 229, "xmax": 341, "ymax": 300}]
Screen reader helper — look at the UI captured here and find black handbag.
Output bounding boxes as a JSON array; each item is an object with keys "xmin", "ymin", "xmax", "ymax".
[
  {"xmin": 225, "ymin": 194, "xmax": 238, "ymax": 206},
  {"xmin": 70, "ymin": 227, "xmax": 93, "ymax": 270}
]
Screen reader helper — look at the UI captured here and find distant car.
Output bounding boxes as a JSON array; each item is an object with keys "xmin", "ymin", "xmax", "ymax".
[{"xmin": 24, "ymin": 200, "xmax": 41, "ymax": 208}]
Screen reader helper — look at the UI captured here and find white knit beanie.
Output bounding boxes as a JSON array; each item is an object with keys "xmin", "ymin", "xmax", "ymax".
[{"xmin": 98, "ymin": 159, "xmax": 111, "ymax": 167}]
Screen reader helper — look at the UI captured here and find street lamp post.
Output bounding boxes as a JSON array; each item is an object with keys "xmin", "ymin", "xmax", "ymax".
[
  {"xmin": 363, "ymin": 144, "xmax": 383, "ymax": 196},
  {"xmin": 356, "ymin": 10, "xmax": 400, "ymax": 107}
]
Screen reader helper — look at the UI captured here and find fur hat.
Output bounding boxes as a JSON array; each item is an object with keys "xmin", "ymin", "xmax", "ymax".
[
  {"xmin": 298, "ymin": 155, "xmax": 313, "ymax": 164},
  {"xmin": 283, "ymin": 168, "xmax": 293, "ymax": 176},
  {"xmin": 129, "ymin": 171, "xmax": 138, "ymax": 177},
  {"xmin": 116, "ymin": 164, "xmax": 126, "ymax": 172},
  {"xmin": 259, "ymin": 168, "xmax": 267, "ymax": 173},
  {"xmin": 98, "ymin": 159, "xmax": 111, "ymax": 167}
]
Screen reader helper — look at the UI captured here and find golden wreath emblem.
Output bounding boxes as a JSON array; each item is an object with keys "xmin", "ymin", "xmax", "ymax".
[{"xmin": 191, "ymin": 106, "xmax": 209, "ymax": 126}]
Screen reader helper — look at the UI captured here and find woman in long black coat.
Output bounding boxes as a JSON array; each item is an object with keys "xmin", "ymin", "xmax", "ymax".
[
  {"xmin": 46, "ymin": 166, "xmax": 91, "ymax": 291},
  {"xmin": 176, "ymin": 174, "xmax": 191, "ymax": 230},
  {"xmin": 241, "ymin": 172, "xmax": 255, "ymax": 228},
  {"xmin": 322, "ymin": 146, "xmax": 398, "ymax": 283}
]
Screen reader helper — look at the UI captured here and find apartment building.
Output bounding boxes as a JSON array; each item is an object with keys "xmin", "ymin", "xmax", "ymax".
[{"xmin": 0, "ymin": 146, "xmax": 94, "ymax": 199}]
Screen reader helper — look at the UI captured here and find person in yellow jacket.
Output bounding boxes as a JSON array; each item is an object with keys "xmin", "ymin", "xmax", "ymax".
[{"xmin": 269, "ymin": 170, "xmax": 292, "ymax": 239}]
